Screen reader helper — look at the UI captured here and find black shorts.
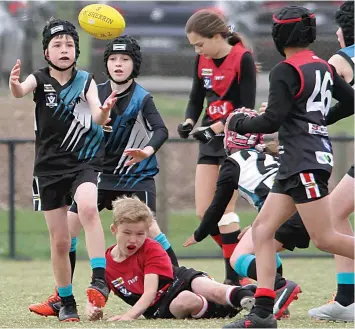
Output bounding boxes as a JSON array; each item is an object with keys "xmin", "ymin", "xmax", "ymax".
[
  {"xmin": 197, "ymin": 137, "xmax": 226, "ymax": 165},
  {"xmin": 69, "ymin": 189, "xmax": 156, "ymax": 213},
  {"xmin": 32, "ymin": 169, "xmax": 99, "ymax": 211},
  {"xmin": 347, "ymin": 165, "xmax": 354, "ymax": 178},
  {"xmin": 274, "ymin": 212, "xmax": 310, "ymax": 251},
  {"xmin": 153, "ymin": 266, "xmax": 208, "ymax": 319},
  {"xmin": 272, "ymin": 170, "xmax": 330, "ymax": 204}
]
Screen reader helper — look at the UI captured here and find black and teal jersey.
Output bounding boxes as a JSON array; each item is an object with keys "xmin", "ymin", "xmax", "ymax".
[
  {"xmin": 97, "ymin": 80, "xmax": 168, "ymax": 191},
  {"xmin": 32, "ymin": 67, "xmax": 104, "ymax": 176}
]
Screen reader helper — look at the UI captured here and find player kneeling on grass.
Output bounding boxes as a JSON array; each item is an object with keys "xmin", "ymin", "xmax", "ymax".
[{"xmin": 86, "ymin": 197, "xmax": 256, "ymax": 321}]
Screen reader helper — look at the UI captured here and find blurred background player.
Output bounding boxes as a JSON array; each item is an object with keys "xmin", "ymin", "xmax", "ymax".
[
  {"xmin": 184, "ymin": 109, "xmax": 304, "ymax": 320},
  {"xmin": 29, "ymin": 35, "xmax": 179, "ymax": 317},
  {"xmin": 224, "ymin": 5, "xmax": 355, "ymax": 328},
  {"xmin": 10, "ymin": 18, "xmax": 117, "ymax": 322},
  {"xmin": 177, "ymin": 9, "xmax": 257, "ymax": 286},
  {"xmin": 86, "ymin": 196, "xmax": 255, "ymax": 322},
  {"xmin": 308, "ymin": 1, "xmax": 354, "ymax": 322}
]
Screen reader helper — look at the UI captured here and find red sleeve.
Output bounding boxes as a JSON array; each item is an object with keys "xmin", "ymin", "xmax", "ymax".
[{"xmin": 143, "ymin": 240, "xmax": 173, "ymax": 279}]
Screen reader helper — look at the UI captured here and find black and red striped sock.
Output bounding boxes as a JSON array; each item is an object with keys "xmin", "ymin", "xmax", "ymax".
[
  {"xmin": 253, "ymin": 288, "xmax": 276, "ymax": 318},
  {"xmin": 222, "ymin": 230, "xmax": 240, "ymax": 283}
]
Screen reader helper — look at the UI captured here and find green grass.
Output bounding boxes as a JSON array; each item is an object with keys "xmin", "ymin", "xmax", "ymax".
[
  {"xmin": 1, "ymin": 209, "xmax": 351, "ymax": 260},
  {"xmin": 0, "ymin": 258, "xmax": 353, "ymax": 328}
]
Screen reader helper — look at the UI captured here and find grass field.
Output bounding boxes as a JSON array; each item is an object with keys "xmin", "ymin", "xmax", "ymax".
[
  {"xmin": 1, "ymin": 258, "xmax": 353, "ymax": 328},
  {"xmin": 1, "ymin": 209, "xmax": 349, "ymax": 260}
]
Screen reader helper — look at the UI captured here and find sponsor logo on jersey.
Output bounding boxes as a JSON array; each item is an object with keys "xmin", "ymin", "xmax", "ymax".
[
  {"xmin": 308, "ymin": 123, "xmax": 328, "ymax": 136},
  {"xmin": 214, "ymin": 75, "xmax": 224, "ymax": 80},
  {"xmin": 315, "ymin": 151, "xmax": 334, "ymax": 166},
  {"xmin": 201, "ymin": 68, "xmax": 213, "ymax": 76},
  {"xmin": 44, "ymin": 84, "xmax": 56, "ymax": 92},
  {"xmin": 45, "ymin": 93, "xmax": 58, "ymax": 108},
  {"xmin": 127, "ymin": 275, "xmax": 138, "ymax": 285},
  {"xmin": 112, "ymin": 277, "xmax": 124, "ymax": 288},
  {"xmin": 203, "ymin": 77, "xmax": 212, "ymax": 89}
]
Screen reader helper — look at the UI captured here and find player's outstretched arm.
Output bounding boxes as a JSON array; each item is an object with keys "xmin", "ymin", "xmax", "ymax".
[
  {"xmin": 9, "ymin": 59, "xmax": 37, "ymax": 98},
  {"xmin": 86, "ymin": 79, "xmax": 117, "ymax": 125},
  {"xmin": 108, "ymin": 273, "xmax": 159, "ymax": 321}
]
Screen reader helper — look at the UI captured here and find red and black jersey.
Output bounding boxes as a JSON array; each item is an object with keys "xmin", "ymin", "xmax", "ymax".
[
  {"xmin": 185, "ymin": 43, "xmax": 256, "ymax": 127},
  {"xmin": 105, "ymin": 239, "xmax": 173, "ymax": 318},
  {"xmin": 231, "ymin": 49, "xmax": 354, "ymax": 179}
]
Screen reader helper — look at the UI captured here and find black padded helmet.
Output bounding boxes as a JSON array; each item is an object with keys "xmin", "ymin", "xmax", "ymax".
[
  {"xmin": 335, "ymin": 1, "xmax": 354, "ymax": 47},
  {"xmin": 272, "ymin": 5, "xmax": 316, "ymax": 57},
  {"xmin": 104, "ymin": 35, "xmax": 142, "ymax": 85},
  {"xmin": 42, "ymin": 18, "xmax": 80, "ymax": 71}
]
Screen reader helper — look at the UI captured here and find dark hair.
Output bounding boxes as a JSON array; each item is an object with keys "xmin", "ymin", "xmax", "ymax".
[{"xmin": 185, "ymin": 9, "xmax": 249, "ymax": 49}]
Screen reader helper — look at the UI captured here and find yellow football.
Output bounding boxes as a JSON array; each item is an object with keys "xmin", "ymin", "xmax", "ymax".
[{"xmin": 78, "ymin": 4, "xmax": 125, "ymax": 40}]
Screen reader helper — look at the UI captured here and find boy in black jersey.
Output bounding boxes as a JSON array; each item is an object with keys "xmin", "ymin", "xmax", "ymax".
[
  {"xmin": 29, "ymin": 35, "xmax": 179, "ymax": 319},
  {"xmin": 224, "ymin": 5, "xmax": 355, "ymax": 328},
  {"xmin": 308, "ymin": 1, "xmax": 354, "ymax": 322},
  {"xmin": 177, "ymin": 8, "xmax": 258, "ymax": 286},
  {"xmin": 9, "ymin": 19, "xmax": 117, "ymax": 322}
]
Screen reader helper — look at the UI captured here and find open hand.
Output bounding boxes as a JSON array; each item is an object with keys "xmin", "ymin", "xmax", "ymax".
[
  {"xmin": 85, "ymin": 302, "xmax": 103, "ymax": 321},
  {"xmin": 100, "ymin": 90, "xmax": 117, "ymax": 113},
  {"xmin": 183, "ymin": 234, "xmax": 197, "ymax": 247},
  {"xmin": 123, "ymin": 147, "xmax": 154, "ymax": 166},
  {"xmin": 10, "ymin": 59, "xmax": 21, "ymax": 87}
]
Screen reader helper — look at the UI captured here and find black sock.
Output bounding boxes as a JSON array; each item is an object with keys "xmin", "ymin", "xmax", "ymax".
[
  {"xmin": 246, "ymin": 258, "xmax": 286, "ymax": 289},
  {"xmin": 335, "ymin": 284, "xmax": 355, "ymax": 306},
  {"xmin": 166, "ymin": 247, "xmax": 179, "ymax": 267},
  {"xmin": 246, "ymin": 259, "xmax": 257, "ymax": 280},
  {"xmin": 92, "ymin": 267, "xmax": 106, "ymax": 281},
  {"xmin": 229, "ymin": 286, "xmax": 254, "ymax": 308},
  {"xmin": 253, "ymin": 296, "xmax": 274, "ymax": 318},
  {"xmin": 274, "ymin": 273, "xmax": 286, "ymax": 290},
  {"xmin": 61, "ymin": 295, "xmax": 75, "ymax": 306},
  {"xmin": 222, "ymin": 230, "xmax": 240, "ymax": 283},
  {"xmin": 277, "ymin": 263, "xmax": 283, "ymax": 276},
  {"xmin": 69, "ymin": 251, "xmax": 76, "ymax": 282}
]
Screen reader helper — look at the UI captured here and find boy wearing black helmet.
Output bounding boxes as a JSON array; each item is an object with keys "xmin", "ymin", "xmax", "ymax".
[
  {"xmin": 10, "ymin": 18, "xmax": 117, "ymax": 322},
  {"xmin": 308, "ymin": 1, "xmax": 354, "ymax": 322},
  {"xmin": 29, "ymin": 35, "xmax": 179, "ymax": 319},
  {"xmin": 224, "ymin": 5, "xmax": 355, "ymax": 328}
]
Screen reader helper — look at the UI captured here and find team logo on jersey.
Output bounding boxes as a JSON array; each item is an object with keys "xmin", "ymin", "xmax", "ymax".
[
  {"xmin": 112, "ymin": 277, "xmax": 124, "ymax": 288},
  {"xmin": 203, "ymin": 77, "xmax": 212, "ymax": 89},
  {"xmin": 44, "ymin": 84, "xmax": 55, "ymax": 92},
  {"xmin": 321, "ymin": 138, "xmax": 332, "ymax": 152},
  {"xmin": 201, "ymin": 68, "xmax": 213, "ymax": 76},
  {"xmin": 315, "ymin": 151, "xmax": 334, "ymax": 166},
  {"xmin": 45, "ymin": 93, "xmax": 58, "ymax": 108},
  {"xmin": 308, "ymin": 123, "xmax": 328, "ymax": 136}
]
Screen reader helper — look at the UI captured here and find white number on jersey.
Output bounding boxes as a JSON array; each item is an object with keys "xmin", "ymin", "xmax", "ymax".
[{"xmin": 306, "ymin": 70, "xmax": 333, "ymax": 116}]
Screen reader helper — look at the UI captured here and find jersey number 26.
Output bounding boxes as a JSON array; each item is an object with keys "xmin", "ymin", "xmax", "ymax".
[{"xmin": 306, "ymin": 70, "xmax": 333, "ymax": 117}]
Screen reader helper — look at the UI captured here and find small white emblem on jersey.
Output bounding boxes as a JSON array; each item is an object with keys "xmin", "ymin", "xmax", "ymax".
[
  {"xmin": 308, "ymin": 123, "xmax": 328, "ymax": 136},
  {"xmin": 315, "ymin": 151, "xmax": 334, "ymax": 166},
  {"xmin": 45, "ymin": 93, "xmax": 58, "ymax": 108},
  {"xmin": 203, "ymin": 77, "xmax": 212, "ymax": 89},
  {"xmin": 44, "ymin": 84, "xmax": 55, "ymax": 92},
  {"xmin": 201, "ymin": 68, "xmax": 213, "ymax": 76}
]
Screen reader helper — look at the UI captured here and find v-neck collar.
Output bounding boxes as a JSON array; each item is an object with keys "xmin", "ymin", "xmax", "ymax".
[{"xmin": 44, "ymin": 66, "xmax": 78, "ymax": 92}]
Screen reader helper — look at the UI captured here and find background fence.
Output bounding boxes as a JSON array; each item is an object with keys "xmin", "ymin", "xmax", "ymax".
[{"xmin": 0, "ymin": 136, "xmax": 353, "ymax": 260}]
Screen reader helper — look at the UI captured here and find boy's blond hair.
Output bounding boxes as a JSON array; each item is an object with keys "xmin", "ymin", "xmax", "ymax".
[{"xmin": 112, "ymin": 196, "xmax": 154, "ymax": 227}]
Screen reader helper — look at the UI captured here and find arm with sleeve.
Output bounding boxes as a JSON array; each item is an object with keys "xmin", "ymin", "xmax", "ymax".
[{"xmin": 194, "ymin": 159, "xmax": 240, "ymax": 242}]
